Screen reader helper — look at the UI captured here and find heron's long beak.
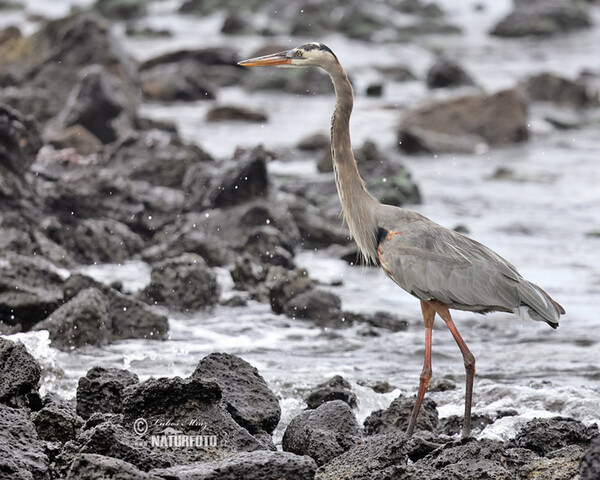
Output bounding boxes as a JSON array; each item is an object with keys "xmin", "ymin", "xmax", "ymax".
[{"xmin": 238, "ymin": 50, "xmax": 292, "ymax": 67}]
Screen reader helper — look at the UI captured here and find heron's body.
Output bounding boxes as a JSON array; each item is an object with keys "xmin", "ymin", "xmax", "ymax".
[{"xmin": 239, "ymin": 42, "xmax": 564, "ymax": 438}]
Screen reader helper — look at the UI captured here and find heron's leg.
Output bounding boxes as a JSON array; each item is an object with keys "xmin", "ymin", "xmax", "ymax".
[
  {"xmin": 406, "ymin": 300, "xmax": 435, "ymax": 437},
  {"xmin": 432, "ymin": 301, "xmax": 475, "ymax": 438}
]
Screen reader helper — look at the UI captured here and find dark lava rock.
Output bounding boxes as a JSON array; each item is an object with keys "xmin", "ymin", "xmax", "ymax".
[
  {"xmin": 31, "ymin": 399, "xmax": 84, "ymax": 443},
  {"xmin": 366, "ymin": 83, "xmax": 383, "ymax": 97},
  {"xmin": 519, "ymin": 444, "xmax": 584, "ymax": 480},
  {"xmin": 192, "ymin": 352, "xmax": 281, "ymax": 435},
  {"xmin": 221, "ymin": 13, "xmax": 250, "ymax": 34},
  {"xmin": 0, "ymin": 403, "xmax": 50, "ymax": 479},
  {"xmin": 581, "ymin": 434, "xmax": 600, "ymax": 480},
  {"xmin": 206, "ymin": 105, "xmax": 268, "ymax": 122},
  {"xmin": 267, "ymin": 266, "xmax": 315, "ymax": 314},
  {"xmin": 0, "ymin": 253, "xmax": 65, "ymax": 330},
  {"xmin": 316, "ymin": 432, "xmax": 409, "ymax": 480},
  {"xmin": 243, "ymin": 66, "xmax": 332, "ymax": 95},
  {"xmin": 140, "ymin": 46, "xmax": 238, "ymax": 71},
  {"xmin": 426, "ymin": 58, "xmax": 475, "ymax": 89},
  {"xmin": 283, "ymin": 289, "xmax": 343, "ymax": 327},
  {"xmin": 297, "ymin": 132, "xmax": 329, "ymax": 151},
  {"xmin": 141, "ymin": 60, "xmax": 215, "ymax": 102},
  {"xmin": 287, "ymin": 200, "xmax": 350, "ymax": 249},
  {"xmin": 491, "ymin": 0, "xmax": 592, "ymax": 37},
  {"xmin": 363, "ymin": 394, "xmax": 439, "ymax": 435},
  {"xmin": 76, "ymin": 366, "xmax": 139, "ymax": 419},
  {"xmin": 66, "ymin": 453, "xmax": 161, "ymax": 480},
  {"xmin": 398, "ymin": 88, "xmax": 528, "ymax": 154},
  {"xmin": 120, "ymin": 375, "xmax": 270, "ymax": 454},
  {"xmin": 230, "ymin": 253, "xmax": 270, "ymax": 290},
  {"xmin": 282, "ymin": 400, "xmax": 361, "ymax": 466},
  {"xmin": 185, "ymin": 145, "xmax": 269, "ymax": 210},
  {"xmin": 33, "ymin": 287, "xmax": 112, "ymax": 351},
  {"xmin": 0, "ymin": 103, "xmax": 43, "ymax": 179},
  {"xmin": 342, "ymin": 310, "xmax": 409, "ymax": 332},
  {"xmin": 305, "ymin": 375, "xmax": 357, "ymax": 409},
  {"xmin": 56, "ymin": 64, "xmax": 135, "ymax": 144},
  {"xmin": 144, "ymin": 253, "xmax": 220, "ymax": 311},
  {"xmin": 0, "ymin": 336, "xmax": 42, "ymax": 409},
  {"xmin": 524, "ymin": 72, "xmax": 599, "ymax": 109},
  {"xmin": 63, "ymin": 274, "xmax": 168, "ymax": 341},
  {"xmin": 509, "ymin": 417, "xmax": 599, "ymax": 456},
  {"xmin": 242, "ymin": 225, "xmax": 295, "ymax": 269},
  {"xmin": 150, "ymin": 450, "xmax": 318, "ymax": 480},
  {"xmin": 94, "ymin": 0, "xmax": 148, "ymax": 19},
  {"xmin": 46, "ymin": 124, "xmax": 103, "ymax": 156},
  {"xmin": 440, "ymin": 413, "xmax": 494, "ymax": 437}
]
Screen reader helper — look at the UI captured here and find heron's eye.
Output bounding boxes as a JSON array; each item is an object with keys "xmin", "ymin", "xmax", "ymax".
[{"xmin": 296, "ymin": 50, "xmax": 303, "ymax": 57}]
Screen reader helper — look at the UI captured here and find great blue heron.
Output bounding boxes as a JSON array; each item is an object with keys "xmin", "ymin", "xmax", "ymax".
[{"xmin": 238, "ymin": 43, "xmax": 565, "ymax": 438}]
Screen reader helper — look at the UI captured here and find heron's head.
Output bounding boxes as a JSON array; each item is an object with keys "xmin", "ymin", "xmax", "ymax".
[{"xmin": 238, "ymin": 42, "xmax": 338, "ymax": 71}]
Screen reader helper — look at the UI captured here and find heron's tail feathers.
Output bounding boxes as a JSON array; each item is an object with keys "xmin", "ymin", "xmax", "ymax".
[{"xmin": 515, "ymin": 281, "xmax": 564, "ymax": 328}]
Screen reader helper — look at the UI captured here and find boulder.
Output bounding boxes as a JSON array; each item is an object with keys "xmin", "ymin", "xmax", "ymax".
[
  {"xmin": 141, "ymin": 60, "xmax": 215, "ymax": 102},
  {"xmin": 184, "ymin": 146, "xmax": 269, "ymax": 210},
  {"xmin": 491, "ymin": 0, "xmax": 592, "ymax": 37},
  {"xmin": 305, "ymin": 375, "xmax": 357, "ymax": 410},
  {"xmin": 282, "ymin": 400, "xmax": 361, "ymax": 466},
  {"xmin": 286, "ymin": 200, "xmax": 351, "ymax": 249},
  {"xmin": 297, "ymin": 132, "xmax": 329, "ymax": 151},
  {"xmin": 0, "ymin": 253, "xmax": 65, "ymax": 330},
  {"xmin": 76, "ymin": 366, "xmax": 140, "ymax": 419},
  {"xmin": 33, "ymin": 288, "xmax": 112, "ymax": 351},
  {"xmin": 519, "ymin": 444, "xmax": 584, "ymax": 480},
  {"xmin": 143, "ymin": 253, "xmax": 220, "ymax": 311},
  {"xmin": 206, "ymin": 105, "xmax": 268, "ymax": 123},
  {"xmin": 524, "ymin": 72, "xmax": 599, "ymax": 109},
  {"xmin": 581, "ymin": 434, "xmax": 600, "ymax": 480},
  {"xmin": 341, "ymin": 311, "xmax": 409, "ymax": 332},
  {"xmin": 266, "ymin": 266, "xmax": 315, "ymax": 314},
  {"xmin": 0, "ymin": 103, "xmax": 43, "ymax": 179},
  {"xmin": 0, "ymin": 336, "xmax": 42, "ymax": 409},
  {"xmin": 93, "ymin": 0, "xmax": 148, "ymax": 19},
  {"xmin": 66, "ymin": 453, "xmax": 161, "ymax": 480},
  {"xmin": 0, "ymin": 403, "xmax": 50, "ymax": 479},
  {"xmin": 31, "ymin": 398, "xmax": 84, "ymax": 443},
  {"xmin": 242, "ymin": 225, "xmax": 295, "ymax": 269},
  {"xmin": 46, "ymin": 125, "xmax": 103, "ymax": 156},
  {"xmin": 397, "ymin": 89, "xmax": 528, "ymax": 154},
  {"xmin": 283, "ymin": 289, "xmax": 343, "ymax": 327},
  {"xmin": 243, "ymin": 67, "xmax": 332, "ymax": 95},
  {"xmin": 509, "ymin": 417, "xmax": 598, "ymax": 456},
  {"xmin": 426, "ymin": 58, "xmax": 475, "ymax": 89},
  {"xmin": 150, "ymin": 451, "xmax": 317, "ymax": 480},
  {"xmin": 192, "ymin": 353, "xmax": 281, "ymax": 435},
  {"xmin": 141, "ymin": 229, "xmax": 228, "ymax": 267},
  {"xmin": 363, "ymin": 394, "xmax": 439, "ymax": 435}
]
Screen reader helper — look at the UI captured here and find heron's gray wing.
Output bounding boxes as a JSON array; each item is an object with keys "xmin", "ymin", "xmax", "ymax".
[{"xmin": 377, "ymin": 223, "xmax": 523, "ymax": 312}]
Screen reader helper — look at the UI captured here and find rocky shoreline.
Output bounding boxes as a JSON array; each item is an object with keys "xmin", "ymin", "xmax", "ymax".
[
  {"xmin": 0, "ymin": 336, "xmax": 598, "ymax": 479},
  {"xmin": 1, "ymin": 0, "xmax": 600, "ymax": 478}
]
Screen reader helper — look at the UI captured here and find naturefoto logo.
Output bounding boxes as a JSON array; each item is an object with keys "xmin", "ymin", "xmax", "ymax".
[{"xmin": 133, "ymin": 417, "xmax": 220, "ymax": 448}]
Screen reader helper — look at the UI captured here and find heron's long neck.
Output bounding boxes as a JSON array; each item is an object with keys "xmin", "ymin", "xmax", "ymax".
[{"xmin": 327, "ymin": 62, "xmax": 379, "ymax": 264}]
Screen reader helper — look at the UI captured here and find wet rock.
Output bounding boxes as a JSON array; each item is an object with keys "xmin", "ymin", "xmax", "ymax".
[
  {"xmin": 398, "ymin": 89, "xmax": 528, "ymax": 154},
  {"xmin": 66, "ymin": 453, "xmax": 161, "ymax": 480},
  {"xmin": 56, "ymin": 64, "xmax": 135, "ymax": 144},
  {"xmin": 62, "ymin": 218, "xmax": 144, "ymax": 264},
  {"xmin": 63, "ymin": 274, "xmax": 168, "ymax": 342},
  {"xmin": 0, "ymin": 403, "xmax": 50, "ymax": 479},
  {"xmin": 150, "ymin": 450, "xmax": 318, "ymax": 480},
  {"xmin": 185, "ymin": 146, "xmax": 269, "ymax": 210},
  {"xmin": 426, "ymin": 58, "xmax": 475, "ymax": 89},
  {"xmin": 491, "ymin": 0, "xmax": 592, "ymax": 37},
  {"xmin": 363, "ymin": 394, "xmax": 438, "ymax": 435},
  {"xmin": 140, "ymin": 46, "xmax": 239, "ymax": 71},
  {"xmin": 143, "ymin": 253, "xmax": 220, "ymax": 311},
  {"xmin": 108, "ymin": 131, "xmax": 213, "ymax": 189},
  {"xmin": 33, "ymin": 287, "xmax": 112, "ymax": 351},
  {"xmin": 283, "ymin": 400, "xmax": 361, "ymax": 466},
  {"xmin": 120, "ymin": 376, "xmax": 269, "ymax": 454},
  {"xmin": 206, "ymin": 105, "xmax": 268, "ymax": 123},
  {"xmin": 221, "ymin": 13, "xmax": 250, "ymax": 34},
  {"xmin": 342, "ymin": 311, "xmax": 409, "ymax": 332},
  {"xmin": 581, "ymin": 434, "xmax": 600, "ymax": 480},
  {"xmin": 305, "ymin": 375, "xmax": 357, "ymax": 410},
  {"xmin": 440, "ymin": 413, "xmax": 494, "ymax": 437},
  {"xmin": 0, "ymin": 253, "xmax": 65, "ymax": 330},
  {"xmin": 283, "ymin": 289, "xmax": 343, "ymax": 327},
  {"xmin": 524, "ymin": 72, "xmax": 599, "ymax": 109},
  {"xmin": 141, "ymin": 60, "xmax": 215, "ymax": 102},
  {"xmin": 509, "ymin": 417, "xmax": 598, "ymax": 456},
  {"xmin": 76, "ymin": 366, "xmax": 139, "ymax": 419},
  {"xmin": 297, "ymin": 132, "xmax": 329, "ymax": 151},
  {"xmin": 287, "ymin": 200, "xmax": 350, "ymax": 249},
  {"xmin": 365, "ymin": 83, "xmax": 383, "ymax": 97},
  {"xmin": 192, "ymin": 352, "xmax": 281, "ymax": 435},
  {"xmin": 316, "ymin": 432, "xmax": 409, "ymax": 480},
  {"xmin": 267, "ymin": 266, "xmax": 315, "ymax": 314},
  {"xmin": 0, "ymin": 14, "xmax": 140, "ymax": 125},
  {"xmin": 0, "ymin": 103, "xmax": 43, "ymax": 179},
  {"xmin": 231, "ymin": 253, "xmax": 269, "ymax": 290},
  {"xmin": 376, "ymin": 64, "xmax": 417, "ymax": 82},
  {"xmin": 0, "ymin": 336, "xmax": 42, "ymax": 409},
  {"xmin": 31, "ymin": 398, "xmax": 84, "ymax": 443},
  {"xmin": 242, "ymin": 225, "xmax": 295, "ymax": 269},
  {"xmin": 520, "ymin": 444, "xmax": 584, "ymax": 480},
  {"xmin": 371, "ymin": 167, "xmax": 423, "ymax": 207},
  {"xmin": 46, "ymin": 125, "xmax": 103, "ymax": 156},
  {"xmin": 94, "ymin": 0, "xmax": 148, "ymax": 19},
  {"xmin": 243, "ymin": 66, "xmax": 332, "ymax": 95}
]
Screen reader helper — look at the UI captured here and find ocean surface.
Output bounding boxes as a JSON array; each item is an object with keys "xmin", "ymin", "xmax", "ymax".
[{"xmin": 4, "ymin": 0, "xmax": 600, "ymax": 445}]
